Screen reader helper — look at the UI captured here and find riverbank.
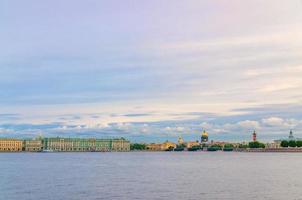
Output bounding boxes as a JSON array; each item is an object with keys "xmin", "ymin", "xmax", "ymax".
[
  {"xmin": 236, "ymin": 148, "xmax": 302, "ymax": 152},
  {"xmin": 2, "ymin": 148, "xmax": 302, "ymax": 153}
]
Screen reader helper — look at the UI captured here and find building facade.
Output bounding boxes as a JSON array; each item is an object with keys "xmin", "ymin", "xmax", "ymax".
[
  {"xmin": 162, "ymin": 141, "xmax": 177, "ymax": 150},
  {"xmin": 146, "ymin": 143, "xmax": 163, "ymax": 151},
  {"xmin": 186, "ymin": 141, "xmax": 200, "ymax": 148},
  {"xmin": 178, "ymin": 136, "xmax": 184, "ymax": 145},
  {"xmin": 146, "ymin": 141, "xmax": 177, "ymax": 151},
  {"xmin": 111, "ymin": 139, "xmax": 130, "ymax": 151},
  {"xmin": 0, "ymin": 138, "xmax": 23, "ymax": 152},
  {"xmin": 42, "ymin": 137, "xmax": 130, "ymax": 152},
  {"xmin": 23, "ymin": 139, "xmax": 43, "ymax": 152}
]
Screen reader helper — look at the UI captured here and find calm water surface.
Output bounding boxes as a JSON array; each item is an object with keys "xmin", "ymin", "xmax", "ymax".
[{"xmin": 1, "ymin": 152, "xmax": 302, "ymax": 200}]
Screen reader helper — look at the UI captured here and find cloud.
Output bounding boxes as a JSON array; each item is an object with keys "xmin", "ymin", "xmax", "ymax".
[
  {"xmin": 261, "ymin": 117, "xmax": 302, "ymax": 128},
  {"xmin": 0, "ymin": 0, "xmax": 302, "ymax": 142},
  {"xmin": 0, "ymin": 128, "xmax": 13, "ymax": 134},
  {"xmin": 262, "ymin": 117, "xmax": 284, "ymax": 127},
  {"xmin": 123, "ymin": 113, "xmax": 152, "ymax": 117},
  {"xmin": 237, "ymin": 120, "xmax": 260, "ymax": 129}
]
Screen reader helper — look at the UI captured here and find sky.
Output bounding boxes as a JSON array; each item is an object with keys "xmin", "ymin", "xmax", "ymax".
[{"xmin": 1, "ymin": 0, "xmax": 302, "ymax": 142}]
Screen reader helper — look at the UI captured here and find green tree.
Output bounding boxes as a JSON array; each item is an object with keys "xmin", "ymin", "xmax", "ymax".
[
  {"xmin": 177, "ymin": 143, "xmax": 186, "ymax": 148},
  {"xmin": 174, "ymin": 144, "xmax": 185, "ymax": 151},
  {"xmin": 223, "ymin": 144, "xmax": 234, "ymax": 151},
  {"xmin": 130, "ymin": 143, "xmax": 146, "ymax": 150},
  {"xmin": 280, "ymin": 140, "xmax": 289, "ymax": 147},
  {"xmin": 188, "ymin": 145, "xmax": 201, "ymax": 151},
  {"xmin": 238, "ymin": 144, "xmax": 248, "ymax": 149},
  {"xmin": 288, "ymin": 140, "xmax": 297, "ymax": 147},
  {"xmin": 248, "ymin": 141, "xmax": 265, "ymax": 148},
  {"xmin": 224, "ymin": 144, "xmax": 234, "ymax": 148},
  {"xmin": 296, "ymin": 140, "xmax": 302, "ymax": 147},
  {"xmin": 207, "ymin": 144, "xmax": 222, "ymax": 151}
]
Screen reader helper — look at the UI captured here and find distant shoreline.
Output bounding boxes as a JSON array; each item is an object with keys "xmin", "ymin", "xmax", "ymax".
[{"xmin": 2, "ymin": 148, "xmax": 302, "ymax": 153}]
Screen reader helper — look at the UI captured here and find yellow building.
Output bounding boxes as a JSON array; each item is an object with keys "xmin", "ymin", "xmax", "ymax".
[
  {"xmin": 0, "ymin": 138, "xmax": 23, "ymax": 152},
  {"xmin": 147, "ymin": 141, "xmax": 177, "ymax": 151},
  {"xmin": 146, "ymin": 143, "xmax": 162, "ymax": 151},
  {"xmin": 186, "ymin": 141, "xmax": 200, "ymax": 148},
  {"xmin": 161, "ymin": 141, "xmax": 176, "ymax": 150}
]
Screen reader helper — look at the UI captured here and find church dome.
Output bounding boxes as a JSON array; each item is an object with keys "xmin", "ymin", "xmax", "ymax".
[{"xmin": 202, "ymin": 131, "xmax": 208, "ymax": 137}]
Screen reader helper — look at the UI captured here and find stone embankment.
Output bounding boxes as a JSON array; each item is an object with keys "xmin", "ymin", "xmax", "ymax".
[{"xmin": 236, "ymin": 148, "xmax": 302, "ymax": 152}]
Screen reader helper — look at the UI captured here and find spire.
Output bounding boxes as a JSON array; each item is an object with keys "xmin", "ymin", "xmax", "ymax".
[
  {"xmin": 178, "ymin": 135, "xmax": 184, "ymax": 144},
  {"xmin": 289, "ymin": 129, "xmax": 294, "ymax": 140},
  {"xmin": 252, "ymin": 130, "xmax": 257, "ymax": 142}
]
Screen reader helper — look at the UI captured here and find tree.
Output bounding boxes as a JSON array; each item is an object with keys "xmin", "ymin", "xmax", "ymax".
[
  {"xmin": 296, "ymin": 140, "xmax": 302, "ymax": 147},
  {"xmin": 280, "ymin": 140, "xmax": 289, "ymax": 147},
  {"xmin": 130, "ymin": 143, "xmax": 146, "ymax": 150},
  {"xmin": 188, "ymin": 145, "xmax": 201, "ymax": 151},
  {"xmin": 174, "ymin": 144, "xmax": 185, "ymax": 151},
  {"xmin": 248, "ymin": 141, "xmax": 265, "ymax": 148},
  {"xmin": 177, "ymin": 143, "xmax": 186, "ymax": 148},
  {"xmin": 288, "ymin": 140, "xmax": 297, "ymax": 147},
  {"xmin": 207, "ymin": 144, "xmax": 222, "ymax": 151},
  {"xmin": 239, "ymin": 144, "xmax": 248, "ymax": 149},
  {"xmin": 224, "ymin": 144, "xmax": 234, "ymax": 148},
  {"xmin": 259, "ymin": 143, "xmax": 265, "ymax": 148},
  {"xmin": 223, "ymin": 144, "xmax": 234, "ymax": 151}
]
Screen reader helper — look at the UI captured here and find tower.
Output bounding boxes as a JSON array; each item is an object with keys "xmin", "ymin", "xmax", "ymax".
[
  {"xmin": 252, "ymin": 130, "xmax": 257, "ymax": 142},
  {"xmin": 178, "ymin": 135, "xmax": 184, "ymax": 145},
  {"xmin": 289, "ymin": 130, "xmax": 295, "ymax": 141},
  {"xmin": 201, "ymin": 130, "xmax": 208, "ymax": 143}
]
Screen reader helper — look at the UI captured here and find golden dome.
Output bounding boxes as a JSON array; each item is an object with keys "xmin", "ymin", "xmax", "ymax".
[{"xmin": 202, "ymin": 131, "xmax": 208, "ymax": 137}]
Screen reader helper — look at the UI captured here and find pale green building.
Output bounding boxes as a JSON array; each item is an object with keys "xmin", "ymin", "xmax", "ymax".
[{"xmin": 42, "ymin": 137, "xmax": 130, "ymax": 152}]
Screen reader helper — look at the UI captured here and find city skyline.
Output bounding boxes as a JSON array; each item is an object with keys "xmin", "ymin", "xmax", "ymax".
[{"xmin": 1, "ymin": 0, "xmax": 302, "ymax": 142}]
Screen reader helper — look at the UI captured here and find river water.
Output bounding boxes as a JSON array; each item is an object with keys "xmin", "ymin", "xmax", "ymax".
[{"xmin": 1, "ymin": 152, "xmax": 302, "ymax": 200}]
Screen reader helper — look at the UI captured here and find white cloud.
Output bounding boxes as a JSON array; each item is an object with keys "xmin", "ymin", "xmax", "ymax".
[
  {"xmin": 237, "ymin": 120, "xmax": 260, "ymax": 129},
  {"xmin": 0, "ymin": 128, "xmax": 13, "ymax": 134},
  {"xmin": 176, "ymin": 127, "xmax": 185, "ymax": 132},
  {"xmin": 200, "ymin": 122, "xmax": 213, "ymax": 130},
  {"xmin": 1, "ymin": 1, "xmax": 302, "ymax": 141},
  {"xmin": 262, "ymin": 117, "xmax": 284, "ymax": 126}
]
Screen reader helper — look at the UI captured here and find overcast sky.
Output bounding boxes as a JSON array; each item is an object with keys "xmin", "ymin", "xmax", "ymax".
[{"xmin": 1, "ymin": 0, "xmax": 302, "ymax": 142}]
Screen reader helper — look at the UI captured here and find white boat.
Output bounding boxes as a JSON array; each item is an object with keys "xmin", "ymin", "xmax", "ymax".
[{"xmin": 42, "ymin": 149, "xmax": 54, "ymax": 153}]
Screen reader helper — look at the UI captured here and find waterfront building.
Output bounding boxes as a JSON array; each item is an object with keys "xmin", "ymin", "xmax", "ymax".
[
  {"xmin": 146, "ymin": 141, "xmax": 177, "ymax": 151},
  {"xmin": 178, "ymin": 135, "xmax": 184, "ymax": 145},
  {"xmin": 210, "ymin": 141, "xmax": 229, "ymax": 146},
  {"xmin": 111, "ymin": 138, "xmax": 131, "ymax": 151},
  {"xmin": 186, "ymin": 141, "xmax": 200, "ymax": 148},
  {"xmin": 42, "ymin": 137, "xmax": 130, "ymax": 152},
  {"xmin": 201, "ymin": 130, "xmax": 208, "ymax": 143},
  {"xmin": 266, "ymin": 141, "xmax": 281, "ymax": 149},
  {"xmin": 252, "ymin": 130, "xmax": 257, "ymax": 142},
  {"xmin": 146, "ymin": 143, "xmax": 162, "ymax": 151},
  {"xmin": 275, "ymin": 130, "xmax": 302, "ymax": 144},
  {"xmin": 0, "ymin": 138, "xmax": 23, "ymax": 152},
  {"xmin": 23, "ymin": 139, "xmax": 43, "ymax": 152},
  {"xmin": 162, "ymin": 141, "xmax": 177, "ymax": 150}
]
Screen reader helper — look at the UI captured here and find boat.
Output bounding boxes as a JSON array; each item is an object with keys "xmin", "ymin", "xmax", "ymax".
[{"xmin": 42, "ymin": 149, "xmax": 54, "ymax": 153}]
